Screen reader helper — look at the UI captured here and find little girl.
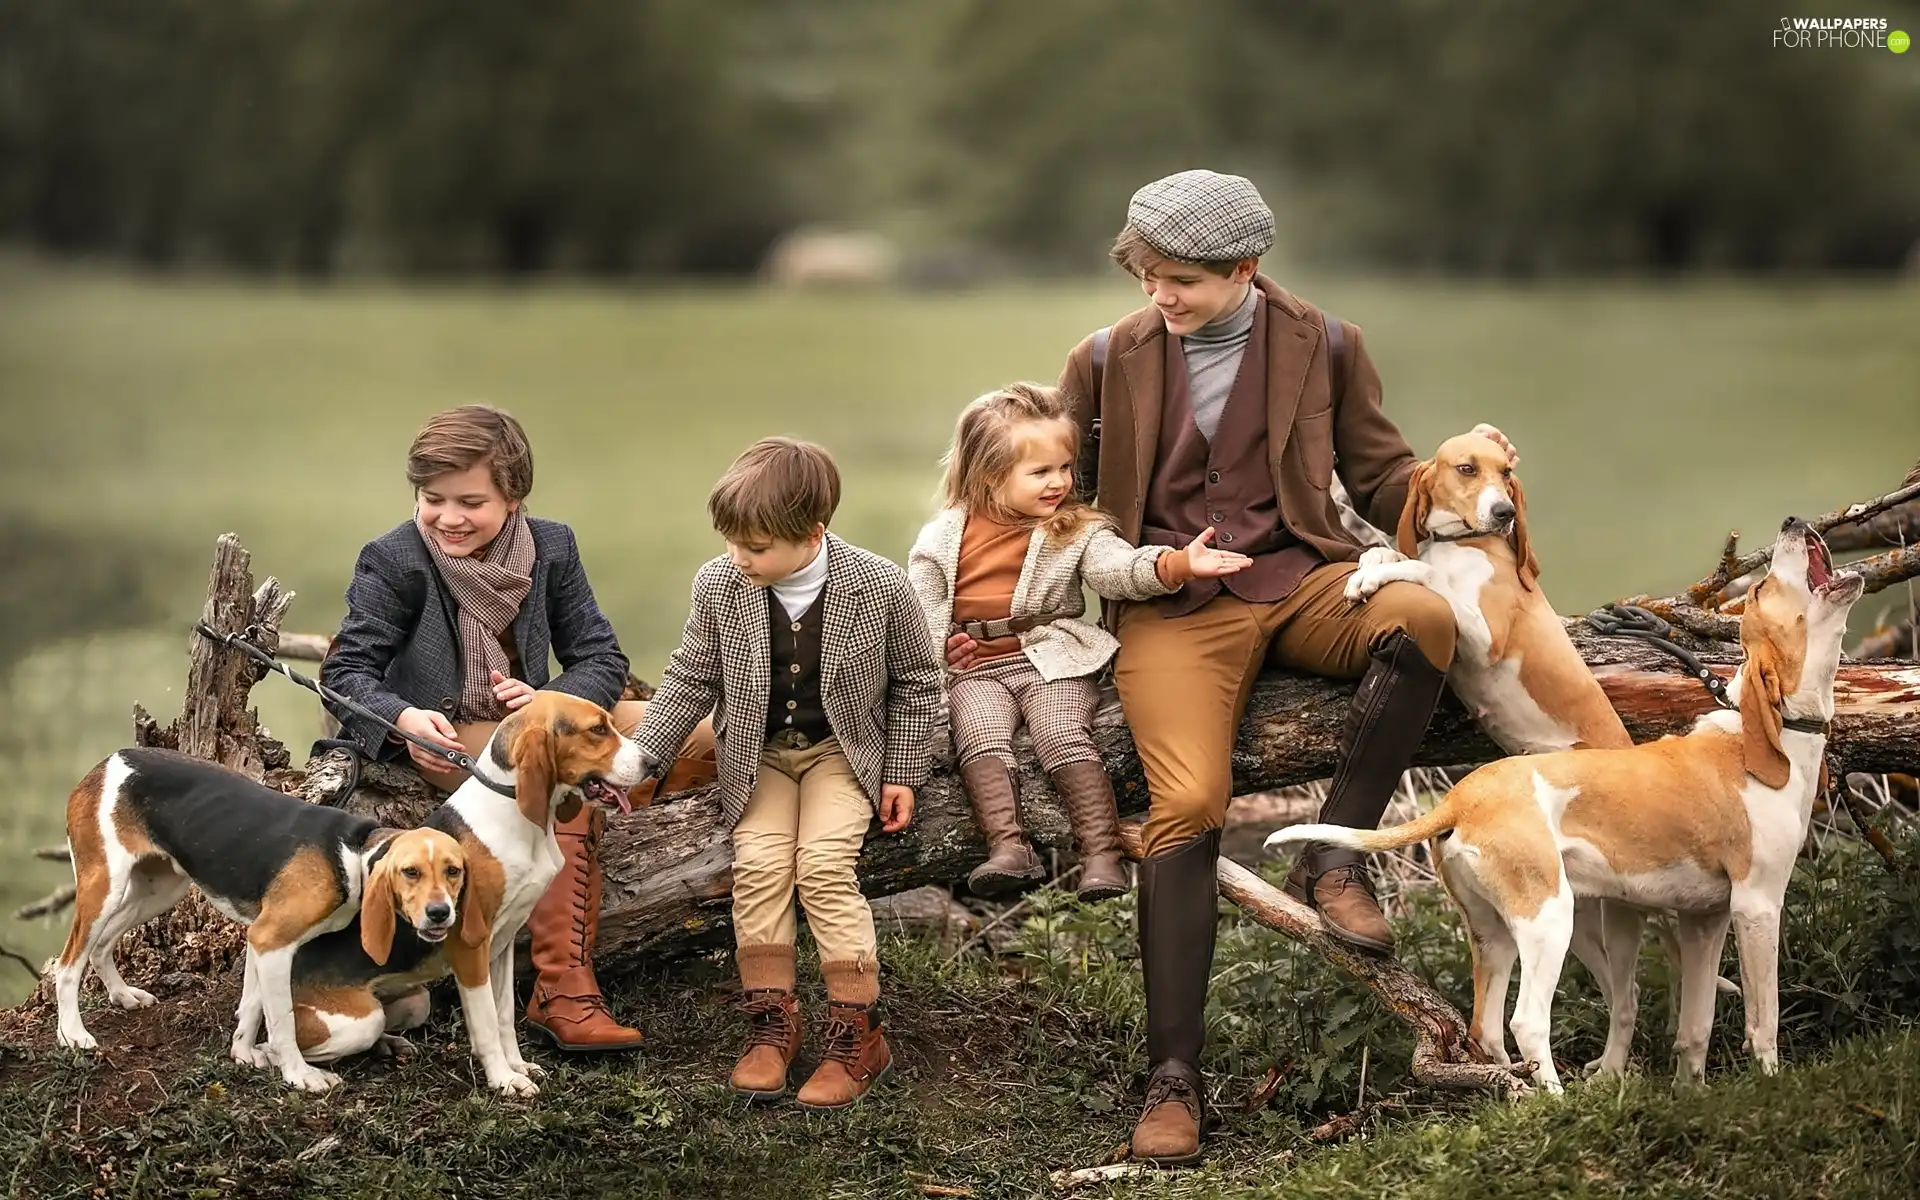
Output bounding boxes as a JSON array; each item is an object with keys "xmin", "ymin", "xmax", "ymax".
[{"xmin": 908, "ymin": 383, "xmax": 1249, "ymax": 900}]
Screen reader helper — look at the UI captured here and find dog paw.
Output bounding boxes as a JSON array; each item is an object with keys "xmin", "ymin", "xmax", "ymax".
[
  {"xmin": 375, "ymin": 1035, "xmax": 416, "ymax": 1060},
  {"xmin": 490, "ymin": 1072, "xmax": 540, "ymax": 1097},
  {"xmin": 108, "ymin": 985, "xmax": 156, "ymax": 1010},
  {"xmin": 57, "ymin": 1027, "xmax": 97, "ymax": 1052},
  {"xmin": 282, "ymin": 1064, "xmax": 342, "ymax": 1093},
  {"xmin": 509, "ymin": 1059, "xmax": 547, "ymax": 1079},
  {"xmin": 1358, "ymin": 546, "xmax": 1406, "ymax": 569},
  {"xmin": 1584, "ymin": 1056, "xmax": 1628, "ymax": 1079},
  {"xmin": 231, "ymin": 1042, "xmax": 273, "ymax": 1070}
]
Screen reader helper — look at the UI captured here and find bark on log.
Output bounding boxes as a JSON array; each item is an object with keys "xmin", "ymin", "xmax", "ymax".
[{"xmin": 318, "ymin": 620, "xmax": 1920, "ymax": 974}]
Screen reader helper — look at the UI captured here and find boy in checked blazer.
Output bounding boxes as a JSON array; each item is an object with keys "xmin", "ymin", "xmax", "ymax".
[{"xmin": 632, "ymin": 437, "xmax": 942, "ymax": 1109}]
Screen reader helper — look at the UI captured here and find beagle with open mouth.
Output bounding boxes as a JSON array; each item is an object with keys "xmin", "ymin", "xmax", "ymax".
[
  {"xmin": 1272, "ymin": 520, "xmax": 1861, "ymax": 1091},
  {"xmin": 273, "ymin": 690, "xmax": 642, "ymax": 1095},
  {"xmin": 55, "ymin": 753, "xmax": 465, "ymax": 1091}
]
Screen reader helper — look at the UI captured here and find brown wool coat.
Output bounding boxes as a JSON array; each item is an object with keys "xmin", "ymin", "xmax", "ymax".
[{"xmin": 1057, "ymin": 275, "xmax": 1417, "ymax": 564}]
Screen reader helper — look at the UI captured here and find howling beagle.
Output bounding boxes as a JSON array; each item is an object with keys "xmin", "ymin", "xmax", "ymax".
[
  {"xmin": 1273, "ymin": 520, "xmax": 1860, "ymax": 1091},
  {"xmin": 275, "ymin": 690, "xmax": 642, "ymax": 1095},
  {"xmin": 1345, "ymin": 432, "xmax": 1632, "ymax": 755},
  {"xmin": 55, "ymin": 752, "xmax": 465, "ymax": 1091}
]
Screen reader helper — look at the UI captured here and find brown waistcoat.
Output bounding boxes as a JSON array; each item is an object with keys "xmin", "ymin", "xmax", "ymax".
[
  {"xmin": 765, "ymin": 597, "xmax": 831, "ymax": 743},
  {"xmin": 1140, "ymin": 299, "xmax": 1321, "ymax": 616}
]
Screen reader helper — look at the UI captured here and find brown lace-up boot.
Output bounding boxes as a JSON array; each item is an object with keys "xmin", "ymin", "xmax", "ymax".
[
  {"xmin": 1050, "ymin": 760, "xmax": 1130, "ymax": 901},
  {"xmin": 1130, "ymin": 829, "xmax": 1218, "ymax": 1166},
  {"xmin": 729, "ymin": 944, "xmax": 801, "ymax": 1100},
  {"xmin": 795, "ymin": 960, "xmax": 890, "ymax": 1110},
  {"xmin": 961, "ymin": 756, "xmax": 1045, "ymax": 898},
  {"xmin": 1283, "ymin": 631, "xmax": 1448, "ymax": 955},
  {"xmin": 524, "ymin": 804, "xmax": 645, "ymax": 1050}
]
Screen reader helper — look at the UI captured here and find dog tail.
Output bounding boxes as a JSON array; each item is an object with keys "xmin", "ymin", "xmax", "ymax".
[{"xmin": 1262, "ymin": 790, "xmax": 1465, "ymax": 856}]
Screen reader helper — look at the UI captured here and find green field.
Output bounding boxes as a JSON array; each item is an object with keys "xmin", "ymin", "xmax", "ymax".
[{"xmin": 3, "ymin": 257, "xmax": 1918, "ymax": 996}]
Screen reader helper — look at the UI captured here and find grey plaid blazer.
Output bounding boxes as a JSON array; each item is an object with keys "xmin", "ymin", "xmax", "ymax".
[
  {"xmin": 633, "ymin": 534, "xmax": 944, "ymax": 828},
  {"xmin": 320, "ymin": 518, "xmax": 630, "ymax": 761}
]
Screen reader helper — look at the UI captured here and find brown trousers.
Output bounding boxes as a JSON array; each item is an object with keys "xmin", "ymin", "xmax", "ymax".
[
  {"xmin": 418, "ymin": 699, "xmax": 719, "ymax": 804},
  {"xmin": 1114, "ymin": 561, "xmax": 1455, "ymax": 857}
]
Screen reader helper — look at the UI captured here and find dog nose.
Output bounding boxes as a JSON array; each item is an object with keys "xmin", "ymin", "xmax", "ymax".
[
  {"xmin": 1490, "ymin": 500, "xmax": 1516, "ymax": 525},
  {"xmin": 426, "ymin": 901, "xmax": 453, "ymax": 925},
  {"xmin": 1781, "ymin": 515, "xmax": 1802, "ymax": 532}
]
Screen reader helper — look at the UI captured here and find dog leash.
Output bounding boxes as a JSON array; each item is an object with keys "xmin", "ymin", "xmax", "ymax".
[
  {"xmin": 192, "ymin": 621, "xmax": 489, "ymax": 777},
  {"xmin": 1582, "ymin": 603, "xmax": 1733, "ymax": 709}
]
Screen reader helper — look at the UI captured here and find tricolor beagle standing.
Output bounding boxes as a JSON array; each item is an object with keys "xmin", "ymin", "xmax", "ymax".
[
  {"xmin": 278, "ymin": 690, "xmax": 642, "ymax": 1095},
  {"xmin": 1273, "ymin": 520, "xmax": 1860, "ymax": 1091},
  {"xmin": 54, "ymin": 750, "xmax": 465, "ymax": 1092}
]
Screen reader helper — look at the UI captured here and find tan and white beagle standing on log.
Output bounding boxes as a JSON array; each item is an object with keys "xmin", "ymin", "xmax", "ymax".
[{"xmin": 1272, "ymin": 520, "xmax": 1861, "ymax": 1091}]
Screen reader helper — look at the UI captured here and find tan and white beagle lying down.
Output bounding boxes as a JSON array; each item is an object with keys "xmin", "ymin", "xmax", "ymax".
[{"xmin": 1274, "ymin": 520, "xmax": 1860, "ymax": 1090}]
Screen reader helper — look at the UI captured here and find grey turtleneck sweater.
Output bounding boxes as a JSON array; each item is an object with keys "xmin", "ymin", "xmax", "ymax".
[{"xmin": 1180, "ymin": 283, "xmax": 1259, "ymax": 443}]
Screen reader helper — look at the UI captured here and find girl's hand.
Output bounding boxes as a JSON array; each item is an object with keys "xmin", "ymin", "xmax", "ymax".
[
  {"xmin": 490, "ymin": 670, "xmax": 536, "ymax": 712},
  {"xmin": 1185, "ymin": 527, "xmax": 1254, "ymax": 579},
  {"xmin": 396, "ymin": 706, "xmax": 463, "ymax": 772},
  {"xmin": 880, "ymin": 785, "xmax": 916, "ymax": 833},
  {"xmin": 1469, "ymin": 423, "xmax": 1519, "ymax": 468},
  {"xmin": 945, "ymin": 631, "xmax": 982, "ymax": 672}
]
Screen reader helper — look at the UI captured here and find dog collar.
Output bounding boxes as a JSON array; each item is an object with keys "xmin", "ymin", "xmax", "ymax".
[
  {"xmin": 1781, "ymin": 715, "xmax": 1831, "ymax": 736},
  {"xmin": 468, "ymin": 762, "xmax": 519, "ymax": 799}
]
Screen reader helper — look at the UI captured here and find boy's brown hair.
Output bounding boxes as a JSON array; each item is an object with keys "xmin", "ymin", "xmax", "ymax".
[
  {"xmin": 407, "ymin": 404, "xmax": 535, "ymax": 502},
  {"xmin": 709, "ymin": 437, "xmax": 841, "ymax": 542},
  {"xmin": 1109, "ymin": 224, "xmax": 1243, "ymax": 279}
]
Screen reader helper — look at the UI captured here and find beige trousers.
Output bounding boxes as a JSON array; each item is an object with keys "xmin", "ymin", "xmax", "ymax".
[{"xmin": 730, "ymin": 737, "xmax": 877, "ymax": 969}]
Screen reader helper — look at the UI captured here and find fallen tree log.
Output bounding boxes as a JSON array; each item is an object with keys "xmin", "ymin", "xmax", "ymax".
[{"xmin": 309, "ymin": 620, "xmax": 1920, "ymax": 973}]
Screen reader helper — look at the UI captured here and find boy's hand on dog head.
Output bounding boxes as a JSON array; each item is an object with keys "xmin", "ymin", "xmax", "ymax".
[
  {"xmin": 489, "ymin": 670, "xmax": 536, "ymax": 712},
  {"xmin": 1469, "ymin": 423, "xmax": 1520, "ymax": 468},
  {"xmin": 880, "ymin": 785, "xmax": 915, "ymax": 833}
]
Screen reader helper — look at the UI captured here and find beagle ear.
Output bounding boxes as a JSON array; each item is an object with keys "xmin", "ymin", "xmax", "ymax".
[
  {"xmin": 511, "ymin": 717, "xmax": 556, "ymax": 827},
  {"xmin": 456, "ymin": 873, "xmax": 489, "ymax": 948},
  {"xmin": 1509, "ymin": 474, "xmax": 1542, "ymax": 592},
  {"xmin": 1395, "ymin": 461, "xmax": 1433, "ymax": 558},
  {"xmin": 360, "ymin": 859, "xmax": 397, "ymax": 967},
  {"xmin": 1740, "ymin": 638, "xmax": 1791, "ymax": 789}
]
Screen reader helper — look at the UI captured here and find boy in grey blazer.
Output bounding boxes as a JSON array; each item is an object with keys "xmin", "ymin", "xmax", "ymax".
[{"xmin": 632, "ymin": 437, "xmax": 942, "ymax": 1110}]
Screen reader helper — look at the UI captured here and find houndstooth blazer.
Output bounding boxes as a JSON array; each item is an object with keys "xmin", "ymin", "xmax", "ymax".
[
  {"xmin": 633, "ymin": 533, "xmax": 944, "ymax": 828},
  {"xmin": 320, "ymin": 518, "xmax": 630, "ymax": 761},
  {"xmin": 907, "ymin": 508, "xmax": 1177, "ymax": 683}
]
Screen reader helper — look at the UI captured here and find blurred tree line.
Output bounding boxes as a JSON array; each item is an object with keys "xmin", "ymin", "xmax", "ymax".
[{"xmin": 2, "ymin": 0, "xmax": 1915, "ymax": 277}]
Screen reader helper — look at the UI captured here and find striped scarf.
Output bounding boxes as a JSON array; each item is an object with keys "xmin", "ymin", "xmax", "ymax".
[{"xmin": 419, "ymin": 509, "xmax": 536, "ymax": 722}]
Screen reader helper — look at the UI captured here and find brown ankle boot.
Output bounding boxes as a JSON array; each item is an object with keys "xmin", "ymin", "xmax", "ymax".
[
  {"xmin": 961, "ymin": 757, "xmax": 1045, "ymax": 898},
  {"xmin": 524, "ymin": 805, "xmax": 645, "ymax": 1050},
  {"xmin": 796, "ymin": 960, "xmax": 890, "ymax": 1110},
  {"xmin": 1051, "ymin": 761, "xmax": 1129, "ymax": 901},
  {"xmin": 1132, "ymin": 1061, "xmax": 1205, "ymax": 1166},
  {"xmin": 729, "ymin": 944, "xmax": 801, "ymax": 1101},
  {"xmin": 1284, "ymin": 858, "xmax": 1395, "ymax": 955}
]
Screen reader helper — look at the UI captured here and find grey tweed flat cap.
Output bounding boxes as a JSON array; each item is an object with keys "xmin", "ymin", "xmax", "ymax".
[{"xmin": 1127, "ymin": 169, "xmax": 1274, "ymax": 262}]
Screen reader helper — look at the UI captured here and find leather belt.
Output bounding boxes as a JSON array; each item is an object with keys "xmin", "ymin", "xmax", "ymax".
[{"xmin": 952, "ymin": 612, "xmax": 1074, "ymax": 641}]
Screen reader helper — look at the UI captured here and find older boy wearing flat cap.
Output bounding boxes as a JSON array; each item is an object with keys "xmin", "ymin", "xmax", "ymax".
[{"xmin": 1035, "ymin": 169, "xmax": 1512, "ymax": 1163}]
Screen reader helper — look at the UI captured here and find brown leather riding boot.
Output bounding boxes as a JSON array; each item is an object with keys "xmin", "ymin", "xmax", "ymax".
[
  {"xmin": 1131, "ymin": 829, "xmax": 1218, "ymax": 1166},
  {"xmin": 729, "ymin": 943, "xmax": 801, "ymax": 1101},
  {"xmin": 961, "ymin": 756, "xmax": 1045, "ymax": 898},
  {"xmin": 524, "ymin": 805, "xmax": 645, "ymax": 1050},
  {"xmin": 1282, "ymin": 631, "xmax": 1448, "ymax": 956},
  {"xmin": 795, "ymin": 960, "xmax": 890, "ymax": 1110},
  {"xmin": 1051, "ymin": 760, "xmax": 1129, "ymax": 902}
]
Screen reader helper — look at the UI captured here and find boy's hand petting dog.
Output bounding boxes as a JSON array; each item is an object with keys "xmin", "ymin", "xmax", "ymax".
[
  {"xmin": 1469, "ymin": 423, "xmax": 1520, "ymax": 467},
  {"xmin": 395, "ymin": 706, "xmax": 464, "ymax": 772},
  {"xmin": 1185, "ymin": 526, "xmax": 1253, "ymax": 579},
  {"xmin": 879, "ymin": 784, "xmax": 915, "ymax": 833},
  {"xmin": 489, "ymin": 670, "xmax": 537, "ymax": 712}
]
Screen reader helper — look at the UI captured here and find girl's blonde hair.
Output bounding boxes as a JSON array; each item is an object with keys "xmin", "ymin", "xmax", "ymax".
[{"xmin": 939, "ymin": 382, "xmax": 1107, "ymax": 541}]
